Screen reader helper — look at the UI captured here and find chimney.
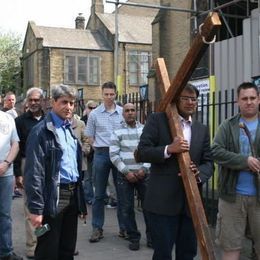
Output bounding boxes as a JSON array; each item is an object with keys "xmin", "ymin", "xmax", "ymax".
[
  {"xmin": 75, "ymin": 13, "xmax": 85, "ymax": 29},
  {"xmin": 91, "ymin": 0, "xmax": 104, "ymax": 14}
]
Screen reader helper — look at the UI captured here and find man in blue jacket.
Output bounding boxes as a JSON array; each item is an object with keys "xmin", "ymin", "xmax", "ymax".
[{"xmin": 24, "ymin": 84, "xmax": 87, "ymax": 260}]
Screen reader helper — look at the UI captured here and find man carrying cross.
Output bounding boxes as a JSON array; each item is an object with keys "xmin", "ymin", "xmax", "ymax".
[{"xmin": 136, "ymin": 83, "xmax": 214, "ymax": 260}]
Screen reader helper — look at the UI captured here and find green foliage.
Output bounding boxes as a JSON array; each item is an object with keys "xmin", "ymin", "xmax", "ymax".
[{"xmin": 0, "ymin": 31, "xmax": 22, "ymax": 94}]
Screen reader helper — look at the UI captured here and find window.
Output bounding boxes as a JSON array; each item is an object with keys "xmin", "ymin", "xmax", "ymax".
[
  {"xmin": 66, "ymin": 56, "xmax": 76, "ymax": 83},
  {"xmin": 25, "ymin": 55, "xmax": 34, "ymax": 87},
  {"xmin": 64, "ymin": 55, "xmax": 100, "ymax": 85},
  {"xmin": 128, "ymin": 51, "xmax": 151, "ymax": 86},
  {"xmin": 89, "ymin": 57, "xmax": 99, "ymax": 85}
]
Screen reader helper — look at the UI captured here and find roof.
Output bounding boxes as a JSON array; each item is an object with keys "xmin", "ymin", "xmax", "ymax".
[
  {"xmin": 96, "ymin": 13, "xmax": 153, "ymax": 44},
  {"xmin": 30, "ymin": 23, "xmax": 112, "ymax": 50}
]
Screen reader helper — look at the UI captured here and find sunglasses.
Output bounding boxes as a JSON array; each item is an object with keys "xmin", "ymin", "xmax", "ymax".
[{"xmin": 88, "ymin": 106, "xmax": 96, "ymax": 110}]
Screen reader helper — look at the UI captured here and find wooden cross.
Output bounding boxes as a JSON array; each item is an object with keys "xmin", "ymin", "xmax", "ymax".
[{"xmin": 155, "ymin": 12, "xmax": 221, "ymax": 260}]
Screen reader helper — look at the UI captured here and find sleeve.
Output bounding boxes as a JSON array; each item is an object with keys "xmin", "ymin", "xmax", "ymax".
[
  {"xmin": 136, "ymin": 113, "xmax": 167, "ymax": 164},
  {"xmin": 85, "ymin": 112, "xmax": 95, "ymax": 138},
  {"xmin": 79, "ymin": 121, "xmax": 91, "ymax": 155},
  {"xmin": 197, "ymin": 126, "xmax": 214, "ymax": 183},
  {"xmin": 14, "ymin": 118, "xmax": 22, "ymax": 177},
  {"xmin": 24, "ymin": 127, "xmax": 46, "ymax": 215},
  {"xmin": 109, "ymin": 131, "xmax": 129, "ymax": 175},
  {"xmin": 211, "ymin": 121, "xmax": 248, "ymax": 170},
  {"xmin": 10, "ymin": 116, "xmax": 19, "ymax": 143}
]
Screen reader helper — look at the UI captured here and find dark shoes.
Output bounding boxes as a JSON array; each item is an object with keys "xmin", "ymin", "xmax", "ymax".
[
  {"xmin": 129, "ymin": 241, "xmax": 140, "ymax": 251},
  {"xmin": 118, "ymin": 229, "xmax": 128, "ymax": 240},
  {"xmin": 89, "ymin": 228, "xmax": 104, "ymax": 243},
  {"xmin": 106, "ymin": 198, "xmax": 117, "ymax": 208},
  {"xmin": 0, "ymin": 253, "xmax": 23, "ymax": 260},
  {"xmin": 147, "ymin": 240, "xmax": 153, "ymax": 248}
]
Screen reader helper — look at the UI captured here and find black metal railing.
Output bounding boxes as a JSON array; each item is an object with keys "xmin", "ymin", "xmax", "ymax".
[{"xmin": 116, "ymin": 89, "xmax": 237, "ymax": 226}]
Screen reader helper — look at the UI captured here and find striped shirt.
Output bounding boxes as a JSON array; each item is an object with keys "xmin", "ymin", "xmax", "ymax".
[
  {"xmin": 109, "ymin": 121, "xmax": 150, "ymax": 175},
  {"xmin": 85, "ymin": 103, "xmax": 123, "ymax": 147}
]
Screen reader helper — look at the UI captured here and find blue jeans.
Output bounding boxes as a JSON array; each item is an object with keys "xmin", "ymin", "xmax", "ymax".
[
  {"xmin": 0, "ymin": 175, "xmax": 13, "ymax": 257},
  {"xmin": 83, "ymin": 159, "xmax": 94, "ymax": 203},
  {"xmin": 147, "ymin": 211, "xmax": 197, "ymax": 260},
  {"xmin": 92, "ymin": 149, "xmax": 124, "ymax": 230},
  {"xmin": 117, "ymin": 173, "xmax": 150, "ymax": 242}
]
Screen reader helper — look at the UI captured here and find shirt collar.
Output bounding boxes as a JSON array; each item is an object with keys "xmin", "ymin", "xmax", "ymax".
[
  {"xmin": 100, "ymin": 103, "xmax": 121, "ymax": 113},
  {"xmin": 179, "ymin": 115, "xmax": 192, "ymax": 125},
  {"xmin": 50, "ymin": 111, "xmax": 71, "ymax": 128}
]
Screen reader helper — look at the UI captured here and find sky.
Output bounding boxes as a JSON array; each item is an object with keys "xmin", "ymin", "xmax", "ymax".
[{"xmin": 0, "ymin": 0, "xmax": 116, "ymax": 39}]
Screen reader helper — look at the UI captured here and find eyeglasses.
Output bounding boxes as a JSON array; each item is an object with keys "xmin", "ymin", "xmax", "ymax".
[
  {"xmin": 88, "ymin": 106, "xmax": 96, "ymax": 110},
  {"xmin": 28, "ymin": 98, "xmax": 41, "ymax": 103},
  {"xmin": 179, "ymin": 96, "xmax": 198, "ymax": 103}
]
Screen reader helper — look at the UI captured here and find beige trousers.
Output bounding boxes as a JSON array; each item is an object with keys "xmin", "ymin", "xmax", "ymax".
[{"xmin": 22, "ymin": 158, "xmax": 37, "ymax": 257}]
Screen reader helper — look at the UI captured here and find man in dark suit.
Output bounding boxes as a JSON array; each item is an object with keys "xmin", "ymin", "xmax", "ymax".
[{"xmin": 137, "ymin": 84, "xmax": 214, "ymax": 260}]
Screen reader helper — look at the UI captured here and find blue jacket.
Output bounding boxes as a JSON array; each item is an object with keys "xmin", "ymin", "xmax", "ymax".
[{"xmin": 24, "ymin": 112, "xmax": 87, "ymax": 216}]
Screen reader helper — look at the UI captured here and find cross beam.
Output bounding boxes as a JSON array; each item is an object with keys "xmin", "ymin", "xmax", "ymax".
[
  {"xmin": 155, "ymin": 12, "xmax": 221, "ymax": 260},
  {"xmin": 158, "ymin": 12, "xmax": 221, "ymax": 112}
]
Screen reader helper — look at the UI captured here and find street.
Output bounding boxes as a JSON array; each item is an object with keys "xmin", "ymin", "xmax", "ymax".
[{"xmin": 12, "ymin": 196, "xmax": 253, "ymax": 260}]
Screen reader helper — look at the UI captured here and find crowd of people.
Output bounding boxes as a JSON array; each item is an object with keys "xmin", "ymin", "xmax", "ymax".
[{"xmin": 0, "ymin": 81, "xmax": 259, "ymax": 260}]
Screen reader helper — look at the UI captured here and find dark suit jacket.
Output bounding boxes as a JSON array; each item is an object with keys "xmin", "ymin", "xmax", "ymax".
[{"xmin": 137, "ymin": 112, "xmax": 213, "ymax": 216}]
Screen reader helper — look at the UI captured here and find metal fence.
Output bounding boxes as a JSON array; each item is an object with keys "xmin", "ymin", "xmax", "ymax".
[{"xmin": 118, "ymin": 89, "xmax": 237, "ymax": 226}]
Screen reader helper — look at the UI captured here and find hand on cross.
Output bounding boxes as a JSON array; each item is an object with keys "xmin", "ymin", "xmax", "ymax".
[{"xmin": 167, "ymin": 136, "xmax": 189, "ymax": 154}]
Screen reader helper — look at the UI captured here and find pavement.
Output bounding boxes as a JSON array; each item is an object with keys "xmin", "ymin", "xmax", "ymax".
[{"xmin": 11, "ymin": 195, "xmax": 254, "ymax": 260}]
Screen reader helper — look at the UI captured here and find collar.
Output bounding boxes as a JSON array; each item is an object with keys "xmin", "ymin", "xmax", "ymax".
[
  {"xmin": 179, "ymin": 115, "xmax": 192, "ymax": 125},
  {"xmin": 50, "ymin": 111, "xmax": 70, "ymax": 128},
  {"xmin": 121, "ymin": 120, "xmax": 141, "ymax": 128},
  {"xmin": 24, "ymin": 110, "xmax": 44, "ymax": 119},
  {"xmin": 100, "ymin": 103, "xmax": 121, "ymax": 113}
]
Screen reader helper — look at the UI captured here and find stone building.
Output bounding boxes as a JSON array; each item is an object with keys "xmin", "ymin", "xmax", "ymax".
[
  {"xmin": 21, "ymin": 0, "xmax": 158, "ymax": 102},
  {"xmin": 21, "ymin": 0, "xmax": 259, "ymax": 103}
]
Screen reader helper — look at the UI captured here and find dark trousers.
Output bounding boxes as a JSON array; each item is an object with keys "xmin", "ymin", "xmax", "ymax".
[
  {"xmin": 35, "ymin": 190, "xmax": 78, "ymax": 260},
  {"xmin": 147, "ymin": 211, "xmax": 197, "ymax": 260},
  {"xmin": 92, "ymin": 149, "xmax": 124, "ymax": 230},
  {"xmin": 117, "ymin": 174, "xmax": 150, "ymax": 242}
]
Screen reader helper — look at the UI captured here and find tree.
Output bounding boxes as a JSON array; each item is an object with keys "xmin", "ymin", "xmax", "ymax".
[{"xmin": 0, "ymin": 31, "xmax": 22, "ymax": 94}]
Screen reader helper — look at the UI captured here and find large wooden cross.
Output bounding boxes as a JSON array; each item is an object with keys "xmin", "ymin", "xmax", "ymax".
[{"xmin": 155, "ymin": 12, "xmax": 221, "ymax": 260}]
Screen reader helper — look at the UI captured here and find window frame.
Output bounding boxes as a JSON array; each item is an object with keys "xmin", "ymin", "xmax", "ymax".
[
  {"xmin": 64, "ymin": 54, "xmax": 100, "ymax": 85},
  {"xmin": 128, "ymin": 50, "xmax": 152, "ymax": 87}
]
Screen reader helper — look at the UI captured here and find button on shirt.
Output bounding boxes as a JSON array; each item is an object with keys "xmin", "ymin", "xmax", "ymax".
[
  {"xmin": 85, "ymin": 103, "xmax": 123, "ymax": 147},
  {"xmin": 180, "ymin": 116, "xmax": 192, "ymax": 145},
  {"xmin": 50, "ymin": 112, "xmax": 79, "ymax": 184}
]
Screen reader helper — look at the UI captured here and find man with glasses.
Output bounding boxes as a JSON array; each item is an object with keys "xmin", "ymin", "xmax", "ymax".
[
  {"xmin": 136, "ymin": 84, "xmax": 214, "ymax": 260},
  {"xmin": 81, "ymin": 100, "xmax": 97, "ymax": 125},
  {"xmin": 81, "ymin": 100, "xmax": 97, "ymax": 205},
  {"xmin": 14, "ymin": 87, "xmax": 45, "ymax": 259}
]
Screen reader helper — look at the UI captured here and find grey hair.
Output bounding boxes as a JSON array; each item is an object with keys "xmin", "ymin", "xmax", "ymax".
[
  {"xmin": 4, "ymin": 91, "xmax": 15, "ymax": 100},
  {"xmin": 51, "ymin": 84, "xmax": 77, "ymax": 101},
  {"xmin": 26, "ymin": 87, "xmax": 44, "ymax": 99}
]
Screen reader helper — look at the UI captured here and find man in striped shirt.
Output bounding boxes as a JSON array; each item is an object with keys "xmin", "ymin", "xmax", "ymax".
[{"xmin": 110, "ymin": 103, "xmax": 151, "ymax": 251}]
